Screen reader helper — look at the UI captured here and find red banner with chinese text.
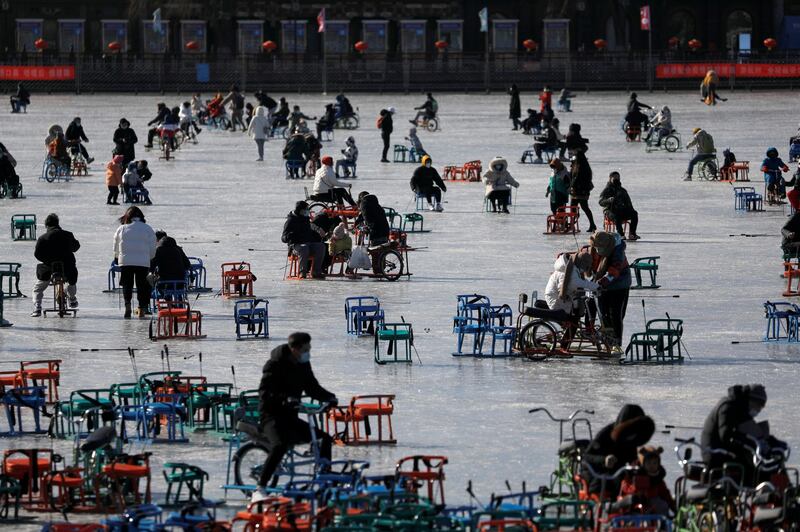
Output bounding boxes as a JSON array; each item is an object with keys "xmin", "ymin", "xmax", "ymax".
[
  {"xmin": 657, "ymin": 63, "xmax": 800, "ymax": 79},
  {"xmin": 0, "ymin": 66, "xmax": 75, "ymax": 80}
]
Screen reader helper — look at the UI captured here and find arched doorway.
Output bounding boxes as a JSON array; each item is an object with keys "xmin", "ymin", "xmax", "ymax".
[
  {"xmin": 667, "ymin": 9, "xmax": 696, "ymax": 46},
  {"xmin": 726, "ymin": 10, "xmax": 753, "ymax": 51}
]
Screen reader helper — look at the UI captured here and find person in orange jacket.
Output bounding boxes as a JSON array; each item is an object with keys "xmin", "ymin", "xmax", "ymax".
[{"xmin": 105, "ymin": 154, "xmax": 124, "ymax": 205}]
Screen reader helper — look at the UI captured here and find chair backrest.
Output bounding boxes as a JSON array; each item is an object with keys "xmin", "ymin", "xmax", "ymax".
[
  {"xmin": 222, "ymin": 262, "xmax": 251, "ymax": 275},
  {"xmin": 558, "ymin": 205, "xmax": 579, "ymax": 216},
  {"xmin": 456, "ymin": 294, "xmax": 491, "ymax": 318}
]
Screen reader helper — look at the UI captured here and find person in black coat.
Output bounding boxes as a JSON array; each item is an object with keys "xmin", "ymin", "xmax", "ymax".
[
  {"xmin": 782, "ymin": 212, "xmax": 800, "ymax": 256},
  {"xmin": 0, "ymin": 142, "xmax": 20, "ymax": 198},
  {"xmin": 144, "ymin": 103, "xmax": 170, "ymax": 148},
  {"xmin": 569, "ymin": 152, "xmax": 597, "ymax": 232},
  {"xmin": 598, "ymin": 172, "xmax": 639, "ymax": 240},
  {"xmin": 379, "ymin": 107, "xmax": 394, "ymax": 162},
  {"xmin": 581, "ymin": 404, "xmax": 655, "ymax": 494},
  {"xmin": 150, "ymin": 232, "xmax": 191, "ymax": 283},
  {"xmin": 253, "ymin": 332, "xmax": 337, "ymax": 499},
  {"xmin": 410, "ymin": 155, "xmax": 447, "ymax": 211},
  {"xmin": 281, "ymin": 201, "xmax": 325, "ymax": 278},
  {"xmin": 316, "ymin": 104, "xmax": 336, "ymax": 137},
  {"xmin": 356, "ymin": 191, "xmax": 391, "ymax": 246},
  {"xmin": 533, "ymin": 121, "xmax": 559, "ymax": 162},
  {"xmin": 627, "ymin": 92, "xmax": 652, "ymax": 113},
  {"xmin": 700, "ymin": 384, "xmax": 784, "ymax": 487},
  {"xmin": 113, "ymin": 118, "xmax": 138, "ymax": 167},
  {"xmin": 10, "ymin": 83, "xmax": 30, "ymax": 113},
  {"xmin": 565, "ymin": 123, "xmax": 589, "ymax": 155},
  {"xmin": 65, "ymin": 117, "xmax": 93, "ymax": 163},
  {"xmin": 31, "ymin": 213, "xmax": 80, "ymax": 316},
  {"xmin": 508, "ymin": 84, "xmax": 521, "ymax": 130}
]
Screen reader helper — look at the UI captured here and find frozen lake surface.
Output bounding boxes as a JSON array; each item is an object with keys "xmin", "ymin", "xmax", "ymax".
[{"xmin": 1, "ymin": 89, "xmax": 799, "ymax": 524}]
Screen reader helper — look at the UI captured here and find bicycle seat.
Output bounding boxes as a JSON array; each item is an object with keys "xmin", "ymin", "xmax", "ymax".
[
  {"xmin": 753, "ymin": 506, "xmax": 783, "ymax": 525},
  {"xmin": 523, "ymin": 305, "xmax": 567, "ymax": 321},
  {"xmin": 686, "ymin": 484, "xmax": 710, "ymax": 502},
  {"xmin": 235, "ymin": 420, "xmax": 261, "ymax": 440},
  {"xmin": 558, "ymin": 439, "xmax": 590, "ymax": 456}
]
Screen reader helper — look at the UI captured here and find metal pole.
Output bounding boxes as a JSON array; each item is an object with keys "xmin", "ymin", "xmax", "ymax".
[
  {"xmin": 647, "ymin": 25, "xmax": 653, "ymax": 92},
  {"xmin": 322, "ymin": 36, "xmax": 327, "ymax": 95},
  {"xmin": 484, "ymin": 28, "xmax": 489, "ymax": 91}
]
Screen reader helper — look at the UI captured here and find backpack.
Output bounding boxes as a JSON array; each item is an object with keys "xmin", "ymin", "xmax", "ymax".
[{"xmin": 376, "ymin": 116, "xmax": 384, "ymax": 129}]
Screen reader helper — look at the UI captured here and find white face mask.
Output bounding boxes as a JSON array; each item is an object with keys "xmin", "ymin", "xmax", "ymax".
[{"xmin": 299, "ymin": 351, "xmax": 311, "ymax": 363}]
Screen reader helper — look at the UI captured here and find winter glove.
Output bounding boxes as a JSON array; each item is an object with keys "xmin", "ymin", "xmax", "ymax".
[{"xmin": 597, "ymin": 277, "xmax": 610, "ymax": 288}]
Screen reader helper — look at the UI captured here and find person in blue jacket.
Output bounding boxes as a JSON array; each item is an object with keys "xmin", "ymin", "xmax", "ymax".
[
  {"xmin": 590, "ymin": 230, "xmax": 632, "ymax": 355},
  {"xmin": 762, "ymin": 147, "xmax": 790, "ymax": 205}
]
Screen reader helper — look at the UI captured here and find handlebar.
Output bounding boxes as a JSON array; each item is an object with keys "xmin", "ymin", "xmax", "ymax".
[
  {"xmin": 582, "ymin": 462, "xmax": 639, "ymax": 481},
  {"xmin": 528, "ymin": 407, "xmax": 595, "ymax": 421},
  {"xmin": 674, "ymin": 437, "xmax": 736, "ymax": 466}
]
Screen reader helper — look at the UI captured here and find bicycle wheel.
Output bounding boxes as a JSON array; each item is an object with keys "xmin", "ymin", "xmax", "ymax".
[
  {"xmin": 220, "ymin": 116, "xmax": 231, "ymax": 130},
  {"xmin": 233, "ymin": 441, "xmax": 269, "ymax": 493},
  {"xmin": 377, "ymin": 249, "xmax": 404, "ymax": 281},
  {"xmin": 56, "ymin": 283, "xmax": 66, "ymax": 318},
  {"xmin": 45, "ymin": 163, "xmax": 58, "ymax": 182},
  {"xmin": 308, "ymin": 202, "xmax": 327, "ymax": 219},
  {"xmin": 518, "ymin": 320, "xmax": 557, "ymax": 359},
  {"xmin": 174, "ymin": 130, "xmax": 186, "ymax": 147},
  {"xmin": 344, "ymin": 116, "xmax": 358, "ymax": 129},
  {"xmin": 696, "ymin": 510, "xmax": 720, "ymax": 532},
  {"xmin": 426, "ymin": 118, "xmax": 439, "ymax": 132},
  {"xmin": 701, "ymin": 159, "xmax": 718, "ymax": 180},
  {"xmin": 664, "ymin": 135, "xmax": 680, "ymax": 152}
]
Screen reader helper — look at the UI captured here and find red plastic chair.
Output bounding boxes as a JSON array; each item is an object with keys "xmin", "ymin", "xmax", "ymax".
[
  {"xmin": 395, "ymin": 455, "xmax": 448, "ymax": 506},
  {"xmin": 221, "ymin": 262, "xmax": 255, "ymax": 298},
  {"xmin": 545, "ymin": 206, "xmax": 580, "ymax": 234}
]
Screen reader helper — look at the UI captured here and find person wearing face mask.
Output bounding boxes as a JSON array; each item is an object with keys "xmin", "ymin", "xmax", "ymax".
[
  {"xmin": 113, "ymin": 118, "xmax": 138, "ymax": 167},
  {"xmin": 281, "ymin": 201, "xmax": 326, "ymax": 279},
  {"xmin": 598, "ymin": 171, "xmax": 639, "ymax": 241},
  {"xmin": 701, "ymin": 384, "xmax": 786, "ymax": 486},
  {"xmin": 531, "ymin": 119, "xmax": 559, "ymax": 164},
  {"xmin": 410, "ymin": 155, "xmax": 447, "ymax": 212},
  {"xmin": 252, "ymin": 331, "xmax": 338, "ymax": 502},
  {"xmin": 482, "ymin": 156, "xmax": 519, "ymax": 213}
]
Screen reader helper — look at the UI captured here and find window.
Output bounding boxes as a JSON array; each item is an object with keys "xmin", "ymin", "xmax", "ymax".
[
  {"xmin": 281, "ymin": 20, "xmax": 307, "ymax": 53},
  {"xmin": 400, "ymin": 20, "xmax": 426, "ymax": 53},
  {"xmin": 238, "ymin": 21, "xmax": 263, "ymax": 54},
  {"xmin": 493, "ymin": 19, "xmax": 518, "ymax": 52},
  {"xmin": 16, "ymin": 19, "xmax": 43, "ymax": 52},
  {"xmin": 362, "ymin": 20, "xmax": 388, "ymax": 53},
  {"xmin": 325, "ymin": 21, "xmax": 349, "ymax": 54},
  {"xmin": 181, "ymin": 20, "xmax": 207, "ymax": 53},
  {"xmin": 58, "ymin": 20, "xmax": 84, "ymax": 54},
  {"xmin": 726, "ymin": 10, "xmax": 753, "ymax": 51},
  {"xmin": 437, "ymin": 20, "xmax": 463, "ymax": 51},
  {"xmin": 542, "ymin": 19, "xmax": 570, "ymax": 51},
  {"xmin": 141, "ymin": 20, "xmax": 169, "ymax": 54},
  {"xmin": 101, "ymin": 20, "xmax": 128, "ymax": 53},
  {"xmin": 666, "ymin": 10, "xmax": 696, "ymax": 46}
]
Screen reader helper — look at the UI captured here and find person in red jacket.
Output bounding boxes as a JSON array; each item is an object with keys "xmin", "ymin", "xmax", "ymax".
[
  {"xmin": 539, "ymin": 86, "xmax": 552, "ymax": 112},
  {"xmin": 619, "ymin": 446, "xmax": 675, "ymax": 517}
]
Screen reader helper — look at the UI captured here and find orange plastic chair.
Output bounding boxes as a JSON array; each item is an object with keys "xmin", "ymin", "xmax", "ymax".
[
  {"xmin": 395, "ymin": 455, "xmax": 448, "ymax": 506},
  {"xmin": 21, "ymin": 359, "xmax": 62, "ymax": 403},
  {"xmin": 477, "ymin": 518, "xmax": 538, "ymax": 531},
  {"xmin": 233, "ymin": 497, "xmax": 293, "ymax": 532},
  {"xmin": 545, "ymin": 206, "xmax": 580, "ymax": 234},
  {"xmin": 463, "ymin": 160, "xmax": 483, "ymax": 182},
  {"xmin": 603, "ymin": 215, "xmax": 629, "ymax": 237},
  {"xmin": 221, "ymin": 262, "xmax": 255, "ymax": 298},
  {"xmin": 2, "ymin": 448, "xmax": 53, "ymax": 507},
  {"xmin": 285, "ymin": 253, "xmax": 314, "ymax": 280},
  {"xmin": 785, "ymin": 262, "xmax": 800, "ymax": 296},
  {"xmin": 327, "ymin": 394, "xmax": 396, "ymax": 445},
  {"xmin": 151, "ymin": 300, "xmax": 204, "ymax": 340},
  {"xmin": 101, "ymin": 453, "xmax": 152, "ymax": 509}
]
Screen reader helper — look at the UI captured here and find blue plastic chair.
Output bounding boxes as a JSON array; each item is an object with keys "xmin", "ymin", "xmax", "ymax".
[
  {"xmin": 285, "ymin": 159, "xmax": 305, "ymax": 179},
  {"xmin": 151, "ymin": 280, "xmax": 188, "ymax": 312},
  {"xmin": 234, "ymin": 299, "xmax": 269, "ymax": 340},
  {"xmin": 764, "ymin": 301, "xmax": 800, "ymax": 342},
  {"xmin": 2, "ymin": 386, "xmax": 48, "ymax": 435},
  {"xmin": 345, "ymin": 296, "xmax": 384, "ymax": 336},
  {"xmin": 187, "ymin": 256, "xmax": 209, "ymax": 292}
]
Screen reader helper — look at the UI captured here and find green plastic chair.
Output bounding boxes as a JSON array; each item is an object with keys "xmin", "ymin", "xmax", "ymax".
[
  {"xmin": 630, "ymin": 256, "xmax": 660, "ymax": 289},
  {"xmin": 11, "ymin": 214, "xmax": 36, "ymax": 241},
  {"xmin": 163, "ymin": 462, "xmax": 208, "ymax": 505},
  {"xmin": 374, "ymin": 322, "xmax": 413, "ymax": 364}
]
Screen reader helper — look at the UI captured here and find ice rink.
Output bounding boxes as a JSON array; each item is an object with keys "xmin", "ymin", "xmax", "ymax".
[{"xmin": 0, "ymin": 89, "xmax": 799, "ymax": 521}]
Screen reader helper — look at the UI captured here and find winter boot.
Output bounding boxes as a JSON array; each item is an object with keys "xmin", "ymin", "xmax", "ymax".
[{"xmin": 124, "ymin": 303, "xmax": 132, "ymax": 319}]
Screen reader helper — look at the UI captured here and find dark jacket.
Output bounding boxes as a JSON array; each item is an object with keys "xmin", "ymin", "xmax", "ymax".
[
  {"xmin": 508, "ymin": 85, "xmax": 521, "ymax": 119},
  {"xmin": 65, "ymin": 121, "xmax": 88, "ymax": 144},
  {"xmin": 113, "ymin": 127, "xmax": 138, "ymax": 160},
  {"xmin": 275, "ymin": 102, "xmax": 290, "ymax": 120},
  {"xmin": 357, "ymin": 194, "xmax": 390, "ymax": 241},
  {"xmin": 565, "ymin": 125, "xmax": 589, "ymax": 153},
  {"xmin": 281, "ymin": 212, "xmax": 320, "ymax": 246},
  {"xmin": 380, "ymin": 111, "xmax": 393, "ymax": 135},
  {"xmin": 150, "ymin": 236, "xmax": 190, "ymax": 281},
  {"xmin": 599, "ymin": 182, "xmax": 634, "ymax": 215},
  {"xmin": 701, "ymin": 385, "xmax": 759, "ymax": 466},
  {"xmin": 148, "ymin": 107, "xmax": 170, "ymax": 126},
  {"xmin": 582, "ymin": 404, "xmax": 655, "ymax": 493},
  {"xmin": 16, "ymin": 86, "xmax": 30, "ymax": 104},
  {"xmin": 624, "ymin": 109, "xmax": 648, "ymax": 128},
  {"xmin": 138, "ymin": 166, "xmax": 152, "ymax": 182},
  {"xmin": 410, "ymin": 165, "xmax": 447, "ymax": 193},
  {"xmin": 34, "ymin": 226, "xmax": 80, "ymax": 283},
  {"xmin": 783, "ymin": 213, "xmax": 800, "ymax": 249},
  {"xmin": 627, "ymin": 97, "xmax": 651, "ymax": 113},
  {"xmin": 283, "ymin": 135, "xmax": 307, "ymax": 161},
  {"xmin": 258, "ymin": 344, "xmax": 335, "ymax": 425},
  {"xmin": 255, "ymin": 92, "xmax": 277, "ymax": 110},
  {"xmin": 534, "ymin": 125, "xmax": 559, "ymax": 148},
  {"xmin": 569, "ymin": 154, "xmax": 594, "ymax": 199}
]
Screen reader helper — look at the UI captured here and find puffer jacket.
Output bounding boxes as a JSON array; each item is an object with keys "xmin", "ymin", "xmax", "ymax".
[
  {"xmin": 598, "ymin": 181, "xmax": 634, "ymax": 214},
  {"xmin": 687, "ymin": 130, "xmax": 715, "ymax": 154},
  {"xmin": 652, "ymin": 106, "xmax": 672, "ymax": 130},
  {"xmin": 150, "ymin": 236, "xmax": 190, "ymax": 281},
  {"xmin": 247, "ymin": 106, "xmax": 270, "ymax": 140},
  {"xmin": 410, "ymin": 156, "xmax": 447, "ymax": 193},
  {"xmin": 544, "ymin": 254, "xmax": 598, "ymax": 312},
  {"xmin": 113, "ymin": 219, "xmax": 157, "ymax": 267},
  {"xmin": 482, "ymin": 156, "xmax": 519, "ymax": 197},
  {"xmin": 591, "ymin": 233, "xmax": 631, "ymax": 291},
  {"xmin": 313, "ymin": 165, "xmax": 348, "ymax": 195},
  {"xmin": 283, "ymin": 135, "xmax": 307, "ymax": 161},
  {"xmin": 105, "ymin": 161, "xmax": 123, "ymax": 186}
]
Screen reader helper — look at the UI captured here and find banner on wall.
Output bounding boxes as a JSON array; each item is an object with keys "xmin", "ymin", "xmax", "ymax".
[
  {"xmin": 657, "ymin": 63, "xmax": 800, "ymax": 78},
  {"xmin": 0, "ymin": 66, "xmax": 75, "ymax": 80}
]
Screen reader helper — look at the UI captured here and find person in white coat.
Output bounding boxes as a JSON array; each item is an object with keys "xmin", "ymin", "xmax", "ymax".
[
  {"xmin": 482, "ymin": 156, "xmax": 520, "ymax": 213},
  {"xmin": 544, "ymin": 251, "xmax": 599, "ymax": 349},
  {"xmin": 335, "ymin": 136, "xmax": 358, "ymax": 178},
  {"xmin": 312, "ymin": 156, "xmax": 356, "ymax": 207},
  {"xmin": 247, "ymin": 106, "xmax": 270, "ymax": 161},
  {"xmin": 113, "ymin": 206, "xmax": 157, "ymax": 318}
]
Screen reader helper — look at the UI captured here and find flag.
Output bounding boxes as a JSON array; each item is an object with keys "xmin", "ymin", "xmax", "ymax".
[
  {"xmin": 479, "ymin": 7, "xmax": 488, "ymax": 33},
  {"xmin": 152, "ymin": 8, "xmax": 162, "ymax": 34},
  {"xmin": 640, "ymin": 5, "xmax": 651, "ymax": 31},
  {"xmin": 317, "ymin": 8, "xmax": 326, "ymax": 33}
]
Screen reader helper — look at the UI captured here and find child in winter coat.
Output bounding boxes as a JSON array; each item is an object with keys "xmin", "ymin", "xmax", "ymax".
[
  {"xmin": 105, "ymin": 154, "xmax": 124, "ymax": 205},
  {"xmin": 122, "ymin": 162, "xmax": 152, "ymax": 205},
  {"xmin": 762, "ymin": 147, "xmax": 791, "ymax": 205},
  {"xmin": 545, "ymin": 158, "xmax": 570, "ymax": 214},
  {"xmin": 544, "ymin": 251, "xmax": 598, "ymax": 350},
  {"xmin": 482, "ymin": 156, "xmax": 519, "ymax": 213},
  {"xmin": 406, "ymin": 127, "xmax": 427, "ymax": 159},
  {"xmin": 619, "ymin": 446, "xmax": 675, "ymax": 517},
  {"xmin": 328, "ymin": 222, "xmax": 353, "ymax": 259}
]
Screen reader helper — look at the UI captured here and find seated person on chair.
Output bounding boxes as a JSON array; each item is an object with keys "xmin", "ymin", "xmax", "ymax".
[
  {"xmin": 65, "ymin": 117, "xmax": 94, "ymax": 164},
  {"xmin": 313, "ymin": 156, "xmax": 356, "ymax": 207},
  {"xmin": 564, "ymin": 123, "xmax": 589, "ymax": 156},
  {"xmin": 410, "ymin": 155, "xmax": 447, "ymax": 212},
  {"xmin": 150, "ymin": 231, "xmax": 191, "ymax": 286},
  {"xmin": 720, "ymin": 148, "xmax": 737, "ymax": 177},
  {"xmin": 701, "ymin": 384, "xmax": 787, "ymax": 487},
  {"xmin": 44, "ymin": 124, "xmax": 64, "ymax": 149},
  {"xmin": 335, "ymin": 137, "xmax": 358, "ymax": 178},
  {"xmin": 644, "ymin": 105, "xmax": 672, "ymax": 145},
  {"xmin": 356, "ymin": 191, "xmax": 391, "ymax": 246},
  {"xmin": 546, "ymin": 158, "xmax": 570, "ymax": 215},
  {"xmin": 304, "ymin": 133, "xmax": 322, "ymax": 172},
  {"xmin": 598, "ymin": 172, "xmax": 639, "ymax": 241},
  {"xmin": 684, "ymin": 128, "xmax": 715, "ymax": 181},
  {"xmin": 310, "ymin": 211, "xmax": 344, "ymax": 270},
  {"xmin": 281, "ymin": 201, "xmax": 326, "ymax": 279},
  {"xmin": 10, "ymin": 83, "xmax": 30, "ymax": 113},
  {"xmin": 272, "ymin": 97, "xmax": 290, "ymax": 132},
  {"xmin": 581, "ymin": 404, "xmax": 655, "ymax": 495},
  {"xmin": 48, "ymin": 131, "xmax": 71, "ymax": 168},
  {"xmin": 122, "ymin": 162, "xmax": 152, "ymax": 205},
  {"xmin": 624, "ymin": 108, "xmax": 648, "ymax": 140},
  {"xmin": 786, "ymin": 166, "xmax": 800, "ymax": 211},
  {"xmin": 762, "ymin": 147, "xmax": 790, "ymax": 204},
  {"xmin": 144, "ymin": 102, "xmax": 170, "ymax": 148},
  {"xmin": 544, "ymin": 251, "xmax": 598, "ymax": 349},
  {"xmin": 406, "ymin": 127, "xmax": 427, "ymax": 158},
  {"xmin": 328, "ymin": 222, "xmax": 353, "ymax": 261},
  {"xmin": 0, "ymin": 142, "xmax": 21, "ymax": 198},
  {"xmin": 334, "ymin": 94, "xmax": 354, "ymax": 120},
  {"xmin": 482, "ymin": 156, "xmax": 519, "ymax": 213},
  {"xmin": 520, "ymin": 109, "xmax": 541, "ymax": 135},
  {"xmin": 316, "ymin": 104, "xmax": 336, "ymax": 137},
  {"xmin": 283, "ymin": 132, "xmax": 307, "ymax": 179},
  {"xmin": 288, "ymin": 105, "xmax": 316, "ymax": 135},
  {"xmin": 532, "ymin": 120, "xmax": 559, "ymax": 164},
  {"xmin": 781, "ymin": 211, "xmax": 800, "ymax": 256},
  {"xmin": 31, "ymin": 213, "xmax": 80, "ymax": 317},
  {"xmin": 251, "ymin": 332, "xmax": 338, "ymax": 502},
  {"xmin": 411, "ymin": 92, "xmax": 437, "ymax": 124},
  {"xmin": 558, "ymin": 88, "xmax": 573, "ymax": 111},
  {"xmin": 619, "ymin": 447, "xmax": 676, "ymax": 517}
]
